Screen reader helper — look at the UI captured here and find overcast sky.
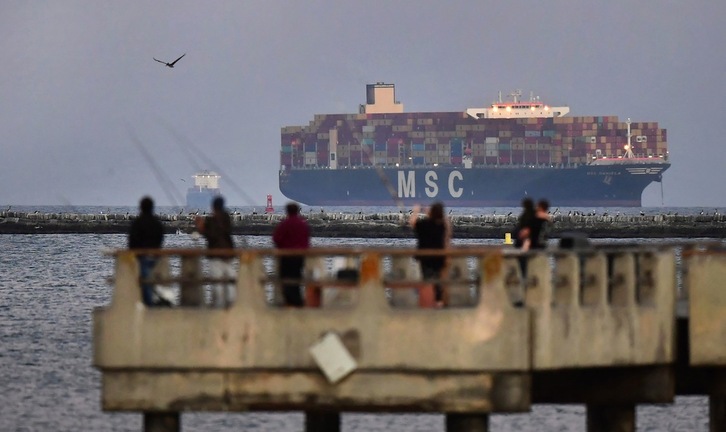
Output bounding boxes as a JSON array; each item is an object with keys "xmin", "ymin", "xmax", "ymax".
[{"xmin": 2, "ymin": 1, "xmax": 724, "ymax": 208}]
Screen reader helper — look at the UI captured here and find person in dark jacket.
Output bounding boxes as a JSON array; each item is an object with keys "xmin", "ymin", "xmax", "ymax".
[
  {"xmin": 410, "ymin": 202, "xmax": 450, "ymax": 308},
  {"xmin": 128, "ymin": 196, "xmax": 164, "ymax": 306},
  {"xmin": 272, "ymin": 202, "xmax": 310, "ymax": 307},
  {"xmin": 196, "ymin": 196, "xmax": 236, "ymax": 307},
  {"xmin": 530, "ymin": 199, "xmax": 551, "ymax": 250},
  {"xmin": 514, "ymin": 197, "xmax": 536, "ymax": 250}
]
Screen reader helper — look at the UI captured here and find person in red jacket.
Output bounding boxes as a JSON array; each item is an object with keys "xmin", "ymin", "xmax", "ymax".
[{"xmin": 272, "ymin": 202, "xmax": 310, "ymax": 307}]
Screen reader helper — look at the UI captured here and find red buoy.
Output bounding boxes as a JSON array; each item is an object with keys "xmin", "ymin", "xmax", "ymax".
[{"xmin": 265, "ymin": 194, "xmax": 274, "ymax": 213}]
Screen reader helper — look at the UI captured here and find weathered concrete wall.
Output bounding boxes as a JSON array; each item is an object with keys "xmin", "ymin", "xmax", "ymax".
[
  {"xmin": 94, "ymin": 249, "xmax": 531, "ymax": 413},
  {"xmin": 687, "ymin": 250, "xmax": 726, "ymax": 365},
  {"xmin": 527, "ymin": 249, "xmax": 675, "ymax": 369}
]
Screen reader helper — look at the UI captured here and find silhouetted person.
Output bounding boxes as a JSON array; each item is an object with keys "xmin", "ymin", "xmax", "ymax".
[
  {"xmin": 196, "ymin": 196, "xmax": 235, "ymax": 307},
  {"xmin": 273, "ymin": 202, "xmax": 310, "ymax": 307},
  {"xmin": 128, "ymin": 196, "xmax": 164, "ymax": 306},
  {"xmin": 514, "ymin": 197, "xmax": 536, "ymax": 251},
  {"xmin": 530, "ymin": 199, "xmax": 551, "ymax": 250},
  {"xmin": 410, "ymin": 202, "xmax": 450, "ymax": 308}
]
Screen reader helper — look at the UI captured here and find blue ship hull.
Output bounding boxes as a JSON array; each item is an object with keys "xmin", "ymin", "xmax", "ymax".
[
  {"xmin": 186, "ymin": 188, "xmax": 220, "ymax": 210},
  {"xmin": 279, "ymin": 162, "xmax": 669, "ymax": 207}
]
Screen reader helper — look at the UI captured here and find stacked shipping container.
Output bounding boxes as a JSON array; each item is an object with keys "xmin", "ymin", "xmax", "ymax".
[{"xmin": 280, "ymin": 112, "xmax": 668, "ymax": 169}]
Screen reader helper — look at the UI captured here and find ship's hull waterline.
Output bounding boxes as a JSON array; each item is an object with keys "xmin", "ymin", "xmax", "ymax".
[{"xmin": 280, "ymin": 162, "xmax": 668, "ymax": 207}]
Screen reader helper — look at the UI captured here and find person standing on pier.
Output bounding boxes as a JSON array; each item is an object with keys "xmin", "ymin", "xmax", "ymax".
[
  {"xmin": 530, "ymin": 199, "xmax": 551, "ymax": 250},
  {"xmin": 273, "ymin": 202, "xmax": 310, "ymax": 307},
  {"xmin": 410, "ymin": 202, "xmax": 450, "ymax": 308},
  {"xmin": 514, "ymin": 197, "xmax": 536, "ymax": 251},
  {"xmin": 128, "ymin": 196, "xmax": 165, "ymax": 306},
  {"xmin": 195, "ymin": 196, "xmax": 236, "ymax": 307}
]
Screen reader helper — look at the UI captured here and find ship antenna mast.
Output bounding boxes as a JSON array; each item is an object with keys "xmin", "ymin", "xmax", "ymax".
[
  {"xmin": 624, "ymin": 118, "xmax": 635, "ymax": 158},
  {"xmin": 510, "ymin": 89, "xmax": 522, "ymax": 103}
]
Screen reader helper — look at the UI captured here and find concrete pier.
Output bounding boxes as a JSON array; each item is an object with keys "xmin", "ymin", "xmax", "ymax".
[{"xmin": 93, "ymin": 244, "xmax": 726, "ymax": 431}]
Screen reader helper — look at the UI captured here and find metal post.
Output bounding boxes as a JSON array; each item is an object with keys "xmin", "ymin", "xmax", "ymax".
[
  {"xmin": 305, "ymin": 411, "xmax": 340, "ymax": 432},
  {"xmin": 180, "ymin": 256, "xmax": 203, "ymax": 306},
  {"xmin": 711, "ymin": 395, "xmax": 726, "ymax": 432},
  {"xmin": 446, "ymin": 413, "xmax": 489, "ymax": 432},
  {"xmin": 586, "ymin": 404, "xmax": 635, "ymax": 432},
  {"xmin": 144, "ymin": 412, "xmax": 179, "ymax": 432}
]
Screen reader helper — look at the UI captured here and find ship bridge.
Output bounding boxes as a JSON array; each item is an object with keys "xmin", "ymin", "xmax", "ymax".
[{"xmin": 466, "ymin": 89, "xmax": 570, "ymax": 119}]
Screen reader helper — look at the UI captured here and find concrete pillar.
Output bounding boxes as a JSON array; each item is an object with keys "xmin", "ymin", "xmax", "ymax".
[
  {"xmin": 711, "ymin": 395, "xmax": 726, "ymax": 432},
  {"xmin": 445, "ymin": 413, "xmax": 489, "ymax": 432},
  {"xmin": 180, "ymin": 256, "xmax": 203, "ymax": 306},
  {"xmin": 144, "ymin": 412, "xmax": 179, "ymax": 432},
  {"xmin": 305, "ymin": 411, "xmax": 340, "ymax": 432},
  {"xmin": 586, "ymin": 404, "xmax": 635, "ymax": 432}
]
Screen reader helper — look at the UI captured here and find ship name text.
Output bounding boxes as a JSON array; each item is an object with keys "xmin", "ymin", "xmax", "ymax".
[
  {"xmin": 397, "ymin": 170, "xmax": 464, "ymax": 199},
  {"xmin": 587, "ymin": 171, "xmax": 623, "ymax": 176}
]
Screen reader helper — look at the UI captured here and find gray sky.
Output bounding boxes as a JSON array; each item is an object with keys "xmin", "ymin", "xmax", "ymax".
[{"xmin": 2, "ymin": 1, "xmax": 724, "ymax": 207}]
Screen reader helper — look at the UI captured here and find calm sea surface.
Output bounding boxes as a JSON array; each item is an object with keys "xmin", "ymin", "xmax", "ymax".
[{"xmin": 0, "ymin": 206, "xmax": 718, "ymax": 431}]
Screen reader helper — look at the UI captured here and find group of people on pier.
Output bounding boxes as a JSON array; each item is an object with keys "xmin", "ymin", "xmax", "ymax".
[
  {"xmin": 128, "ymin": 194, "xmax": 549, "ymax": 309},
  {"xmin": 128, "ymin": 195, "xmax": 311, "ymax": 308}
]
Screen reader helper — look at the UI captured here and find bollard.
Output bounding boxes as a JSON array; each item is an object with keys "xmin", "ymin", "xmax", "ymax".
[{"xmin": 504, "ymin": 232, "xmax": 513, "ymax": 245}]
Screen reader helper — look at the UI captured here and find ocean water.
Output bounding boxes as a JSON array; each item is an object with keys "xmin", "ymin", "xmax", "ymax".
[{"xmin": 0, "ymin": 206, "xmax": 716, "ymax": 431}]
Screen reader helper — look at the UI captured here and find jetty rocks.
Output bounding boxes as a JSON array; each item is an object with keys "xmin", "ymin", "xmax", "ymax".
[{"xmin": 1, "ymin": 210, "xmax": 725, "ymax": 238}]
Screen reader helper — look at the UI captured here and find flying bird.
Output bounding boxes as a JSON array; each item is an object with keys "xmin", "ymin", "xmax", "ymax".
[{"xmin": 153, "ymin": 53, "xmax": 186, "ymax": 68}]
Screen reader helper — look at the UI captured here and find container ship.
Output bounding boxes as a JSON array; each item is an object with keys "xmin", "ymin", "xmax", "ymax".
[
  {"xmin": 279, "ymin": 83, "xmax": 669, "ymax": 207},
  {"xmin": 185, "ymin": 171, "xmax": 221, "ymax": 209}
]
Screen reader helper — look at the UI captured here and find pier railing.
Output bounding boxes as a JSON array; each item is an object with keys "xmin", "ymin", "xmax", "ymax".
[
  {"xmin": 94, "ymin": 247, "xmax": 531, "ymax": 413},
  {"xmin": 93, "ymin": 244, "xmax": 726, "ymax": 432}
]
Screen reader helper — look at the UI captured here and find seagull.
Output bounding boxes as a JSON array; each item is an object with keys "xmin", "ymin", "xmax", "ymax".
[{"xmin": 154, "ymin": 53, "xmax": 186, "ymax": 68}]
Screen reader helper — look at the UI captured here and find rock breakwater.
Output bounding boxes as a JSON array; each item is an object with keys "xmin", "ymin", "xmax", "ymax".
[{"xmin": 2, "ymin": 210, "xmax": 725, "ymax": 238}]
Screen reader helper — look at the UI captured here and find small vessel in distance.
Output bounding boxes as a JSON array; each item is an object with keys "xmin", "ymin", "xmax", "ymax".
[
  {"xmin": 279, "ymin": 83, "xmax": 669, "ymax": 207},
  {"xmin": 185, "ymin": 171, "xmax": 221, "ymax": 209}
]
